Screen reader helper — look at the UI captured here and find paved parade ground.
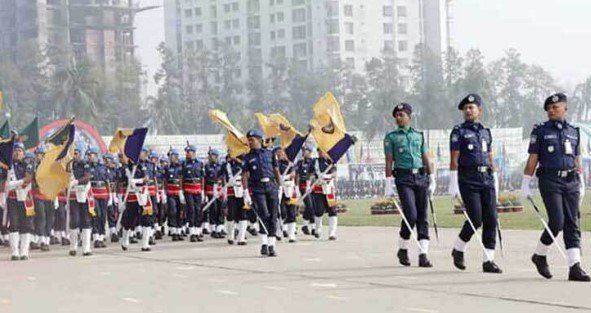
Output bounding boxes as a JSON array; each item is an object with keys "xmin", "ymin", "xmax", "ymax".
[{"xmin": 1, "ymin": 227, "xmax": 591, "ymax": 313}]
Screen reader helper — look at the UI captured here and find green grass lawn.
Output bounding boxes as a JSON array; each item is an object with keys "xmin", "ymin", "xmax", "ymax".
[{"xmin": 333, "ymin": 194, "xmax": 591, "ymax": 231}]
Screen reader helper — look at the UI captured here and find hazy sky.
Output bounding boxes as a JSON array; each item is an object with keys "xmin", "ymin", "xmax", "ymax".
[{"xmin": 134, "ymin": 0, "xmax": 591, "ymax": 96}]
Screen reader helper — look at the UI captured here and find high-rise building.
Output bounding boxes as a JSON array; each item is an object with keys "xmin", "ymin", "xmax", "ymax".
[
  {"xmin": 0, "ymin": 0, "xmax": 139, "ymax": 74},
  {"xmin": 164, "ymin": 0, "xmax": 453, "ymax": 87}
]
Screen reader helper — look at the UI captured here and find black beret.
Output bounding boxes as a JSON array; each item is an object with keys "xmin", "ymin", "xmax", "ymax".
[
  {"xmin": 458, "ymin": 94, "xmax": 482, "ymax": 110},
  {"xmin": 544, "ymin": 93, "xmax": 567, "ymax": 111},
  {"xmin": 392, "ymin": 102, "xmax": 412, "ymax": 117}
]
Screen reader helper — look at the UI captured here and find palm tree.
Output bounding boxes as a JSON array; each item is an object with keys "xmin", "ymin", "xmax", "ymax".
[{"xmin": 52, "ymin": 57, "xmax": 102, "ymax": 120}]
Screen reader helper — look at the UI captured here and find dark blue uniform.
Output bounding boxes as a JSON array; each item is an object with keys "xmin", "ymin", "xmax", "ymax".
[
  {"xmin": 119, "ymin": 163, "xmax": 150, "ymax": 231},
  {"xmin": 204, "ymin": 161, "xmax": 224, "ymax": 233},
  {"xmin": 70, "ymin": 160, "xmax": 92, "ymax": 230},
  {"xmin": 278, "ymin": 159, "xmax": 297, "ymax": 225},
  {"xmin": 223, "ymin": 158, "xmax": 246, "ymax": 224},
  {"xmin": 311, "ymin": 157, "xmax": 337, "ymax": 218},
  {"xmin": 164, "ymin": 161, "xmax": 183, "ymax": 233},
  {"xmin": 140, "ymin": 159, "xmax": 156, "ymax": 230},
  {"xmin": 7, "ymin": 159, "xmax": 35, "ymax": 234},
  {"xmin": 242, "ymin": 148, "xmax": 279, "ymax": 239},
  {"xmin": 529, "ymin": 120, "xmax": 581, "ymax": 249},
  {"xmin": 182, "ymin": 157, "xmax": 205, "ymax": 230},
  {"xmin": 105, "ymin": 164, "xmax": 118, "ymax": 232},
  {"xmin": 89, "ymin": 161, "xmax": 109, "ymax": 241},
  {"xmin": 450, "ymin": 121, "xmax": 497, "ymax": 250},
  {"xmin": 295, "ymin": 157, "xmax": 316, "ymax": 226}
]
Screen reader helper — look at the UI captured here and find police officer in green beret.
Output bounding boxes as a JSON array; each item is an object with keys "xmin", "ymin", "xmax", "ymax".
[{"xmin": 384, "ymin": 103, "xmax": 436, "ymax": 267}]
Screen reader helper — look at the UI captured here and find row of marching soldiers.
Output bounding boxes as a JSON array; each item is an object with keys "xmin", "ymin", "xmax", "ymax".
[{"xmin": 0, "ymin": 133, "xmax": 339, "ymax": 260}]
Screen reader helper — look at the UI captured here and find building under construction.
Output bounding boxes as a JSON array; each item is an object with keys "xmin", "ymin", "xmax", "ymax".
[{"xmin": 0, "ymin": 0, "xmax": 148, "ymax": 74}]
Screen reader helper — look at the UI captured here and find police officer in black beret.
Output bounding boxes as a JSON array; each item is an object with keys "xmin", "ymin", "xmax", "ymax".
[
  {"xmin": 521, "ymin": 93, "xmax": 590, "ymax": 282},
  {"xmin": 448, "ymin": 94, "xmax": 502, "ymax": 274}
]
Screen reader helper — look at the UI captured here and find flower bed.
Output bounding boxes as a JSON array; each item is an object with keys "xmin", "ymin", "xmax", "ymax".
[{"xmin": 370, "ymin": 198, "xmax": 400, "ymax": 215}]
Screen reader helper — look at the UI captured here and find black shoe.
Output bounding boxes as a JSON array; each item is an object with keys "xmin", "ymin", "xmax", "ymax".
[
  {"xmin": 83, "ymin": 252, "xmax": 92, "ymax": 257},
  {"xmin": 30, "ymin": 242, "xmax": 40, "ymax": 250},
  {"xmin": 276, "ymin": 235, "xmax": 282, "ymax": 241},
  {"xmin": 452, "ymin": 249, "xmax": 466, "ymax": 270},
  {"xmin": 94, "ymin": 240, "xmax": 102, "ymax": 249},
  {"xmin": 397, "ymin": 249, "xmax": 411, "ymax": 266},
  {"xmin": 50, "ymin": 236, "xmax": 59, "ymax": 245},
  {"xmin": 136, "ymin": 232, "xmax": 142, "ymax": 240},
  {"xmin": 311, "ymin": 229, "xmax": 317, "ymax": 237},
  {"xmin": 531, "ymin": 254, "xmax": 552, "ymax": 279},
  {"xmin": 172, "ymin": 234, "xmax": 179, "ymax": 242},
  {"xmin": 569, "ymin": 263, "xmax": 591, "ymax": 282},
  {"xmin": 289, "ymin": 239, "xmax": 296, "ymax": 243},
  {"xmin": 220, "ymin": 230, "xmax": 227, "ymax": 236},
  {"xmin": 302, "ymin": 225, "xmax": 310, "ymax": 235},
  {"xmin": 100, "ymin": 241, "xmax": 107, "ymax": 248},
  {"xmin": 20, "ymin": 255, "xmax": 29, "ymax": 260},
  {"xmin": 155, "ymin": 231, "xmax": 163, "ymax": 240},
  {"xmin": 197, "ymin": 235, "xmax": 204, "ymax": 242},
  {"xmin": 419, "ymin": 254, "xmax": 433, "ymax": 268},
  {"xmin": 111, "ymin": 234, "xmax": 119, "ymax": 243},
  {"xmin": 202, "ymin": 228, "xmax": 210, "ymax": 235},
  {"xmin": 314, "ymin": 232, "xmax": 320, "ymax": 239},
  {"xmin": 190, "ymin": 235, "xmax": 197, "ymax": 242},
  {"xmin": 62, "ymin": 238, "xmax": 71, "ymax": 246},
  {"xmin": 227, "ymin": 239, "xmax": 234, "ymax": 245},
  {"xmin": 237, "ymin": 241, "xmax": 247, "ymax": 246},
  {"xmin": 483, "ymin": 261, "xmax": 503, "ymax": 274},
  {"xmin": 40, "ymin": 244, "xmax": 50, "ymax": 252},
  {"xmin": 177, "ymin": 234, "xmax": 185, "ymax": 241},
  {"xmin": 11, "ymin": 255, "xmax": 19, "ymax": 261},
  {"xmin": 260, "ymin": 244, "xmax": 269, "ymax": 256},
  {"xmin": 329, "ymin": 236, "xmax": 337, "ymax": 241},
  {"xmin": 247, "ymin": 227, "xmax": 258, "ymax": 236},
  {"xmin": 141, "ymin": 247, "xmax": 151, "ymax": 252},
  {"xmin": 69, "ymin": 250, "xmax": 77, "ymax": 257},
  {"xmin": 149, "ymin": 237, "xmax": 156, "ymax": 246},
  {"xmin": 218, "ymin": 232, "xmax": 226, "ymax": 239},
  {"xmin": 283, "ymin": 230, "xmax": 288, "ymax": 238},
  {"xmin": 211, "ymin": 232, "xmax": 220, "ymax": 239},
  {"xmin": 129, "ymin": 237, "xmax": 138, "ymax": 244},
  {"xmin": 268, "ymin": 246, "xmax": 277, "ymax": 257},
  {"xmin": 121, "ymin": 245, "xmax": 128, "ymax": 251},
  {"xmin": 3, "ymin": 240, "xmax": 9, "ymax": 247}
]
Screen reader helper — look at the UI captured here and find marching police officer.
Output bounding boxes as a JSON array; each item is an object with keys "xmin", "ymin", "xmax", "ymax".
[
  {"xmin": 68, "ymin": 144, "xmax": 93, "ymax": 257},
  {"xmin": 183, "ymin": 145, "xmax": 205, "ymax": 242},
  {"xmin": 87, "ymin": 147, "xmax": 109, "ymax": 248},
  {"xmin": 6, "ymin": 142, "xmax": 35, "ymax": 260},
  {"xmin": 31, "ymin": 148, "xmax": 52, "ymax": 252},
  {"xmin": 204, "ymin": 149, "xmax": 225, "ymax": 238},
  {"xmin": 276, "ymin": 147, "xmax": 298, "ymax": 243},
  {"xmin": 164, "ymin": 149, "xmax": 184, "ymax": 241},
  {"xmin": 521, "ymin": 93, "xmax": 590, "ymax": 281},
  {"xmin": 104, "ymin": 154, "xmax": 119, "ymax": 243},
  {"xmin": 384, "ymin": 103, "xmax": 435, "ymax": 267},
  {"xmin": 242, "ymin": 129, "xmax": 282, "ymax": 257},
  {"xmin": 311, "ymin": 149, "xmax": 339, "ymax": 240},
  {"xmin": 295, "ymin": 144, "xmax": 316, "ymax": 236},
  {"xmin": 139, "ymin": 148, "xmax": 157, "ymax": 246},
  {"xmin": 223, "ymin": 153, "xmax": 247, "ymax": 245},
  {"xmin": 448, "ymin": 94, "xmax": 502, "ymax": 273}
]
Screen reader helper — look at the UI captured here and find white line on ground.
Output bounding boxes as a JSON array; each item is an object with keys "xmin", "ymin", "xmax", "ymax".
[
  {"xmin": 173, "ymin": 273, "xmax": 189, "ymax": 279},
  {"xmin": 327, "ymin": 295, "xmax": 348, "ymax": 301},
  {"xmin": 209, "ymin": 278, "xmax": 228, "ymax": 283},
  {"xmin": 122, "ymin": 297, "xmax": 141, "ymax": 304},
  {"xmin": 311, "ymin": 282, "xmax": 337, "ymax": 288},
  {"xmin": 264, "ymin": 286, "xmax": 286, "ymax": 291},
  {"xmin": 175, "ymin": 266, "xmax": 195, "ymax": 271},
  {"xmin": 26, "ymin": 277, "xmax": 36, "ymax": 282},
  {"xmin": 215, "ymin": 290, "xmax": 238, "ymax": 296},
  {"xmin": 407, "ymin": 307, "xmax": 439, "ymax": 313},
  {"xmin": 100, "ymin": 272, "xmax": 112, "ymax": 276},
  {"xmin": 303, "ymin": 258, "xmax": 322, "ymax": 262},
  {"xmin": 391, "ymin": 276, "xmax": 419, "ymax": 280}
]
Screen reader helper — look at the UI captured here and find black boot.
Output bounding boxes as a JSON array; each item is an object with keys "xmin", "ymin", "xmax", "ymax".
[
  {"xmin": 154, "ymin": 230, "xmax": 163, "ymax": 240},
  {"xmin": 94, "ymin": 240, "xmax": 101, "ymax": 249},
  {"xmin": 61, "ymin": 237, "xmax": 70, "ymax": 246},
  {"xmin": 197, "ymin": 234, "xmax": 204, "ymax": 242},
  {"xmin": 483, "ymin": 261, "xmax": 503, "ymax": 274},
  {"xmin": 30, "ymin": 242, "xmax": 40, "ymax": 250},
  {"xmin": 268, "ymin": 246, "xmax": 277, "ymax": 257},
  {"xmin": 301, "ymin": 225, "xmax": 310, "ymax": 235},
  {"xmin": 111, "ymin": 233, "xmax": 119, "ymax": 243},
  {"xmin": 260, "ymin": 244, "xmax": 269, "ymax": 256},
  {"xmin": 531, "ymin": 254, "xmax": 552, "ymax": 279},
  {"xmin": 247, "ymin": 227, "xmax": 258, "ymax": 236},
  {"xmin": 50, "ymin": 236, "xmax": 59, "ymax": 245},
  {"xmin": 451, "ymin": 249, "xmax": 466, "ymax": 270},
  {"xmin": 569, "ymin": 263, "xmax": 591, "ymax": 282},
  {"xmin": 418, "ymin": 254, "xmax": 433, "ymax": 268},
  {"xmin": 149, "ymin": 237, "xmax": 156, "ymax": 246},
  {"xmin": 202, "ymin": 228, "xmax": 210, "ymax": 235},
  {"xmin": 172, "ymin": 234, "xmax": 180, "ymax": 242},
  {"xmin": 397, "ymin": 249, "xmax": 411, "ymax": 266},
  {"xmin": 40, "ymin": 243, "xmax": 50, "ymax": 252},
  {"xmin": 129, "ymin": 237, "xmax": 138, "ymax": 244},
  {"xmin": 190, "ymin": 235, "xmax": 197, "ymax": 242}
]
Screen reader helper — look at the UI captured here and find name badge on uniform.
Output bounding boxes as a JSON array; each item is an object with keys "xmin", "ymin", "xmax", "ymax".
[
  {"xmin": 467, "ymin": 144, "xmax": 474, "ymax": 151},
  {"xmin": 565, "ymin": 140, "xmax": 573, "ymax": 155},
  {"xmin": 548, "ymin": 146, "xmax": 555, "ymax": 153},
  {"xmin": 482, "ymin": 140, "xmax": 487, "ymax": 152}
]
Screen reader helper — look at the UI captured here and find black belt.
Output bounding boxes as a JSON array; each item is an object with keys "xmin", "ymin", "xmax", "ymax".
[
  {"xmin": 184, "ymin": 178, "xmax": 202, "ymax": 183},
  {"xmin": 167, "ymin": 179, "xmax": 181, "ymax": 184},
  {"xmin": 458, "ymin": 166, "xmax": 491, "ymax": 175},
  {"xmin": 536, "ymin": 168, "xmax": 577, "ymax": 179},
  {"xmin": 90, "ymin": 181, "xmax": 107, "ymax": 188},
  {"xmin": 393, "ymin": 168, "xmax": 425, "ymax": 176}
]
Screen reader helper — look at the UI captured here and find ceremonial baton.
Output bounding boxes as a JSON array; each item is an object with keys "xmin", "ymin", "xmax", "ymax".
[
  {"xmin": 454, "ymin": 196, "xmax": 493, "ymax": 262},
  {"xmin": 527, "ymin": 196, "xmax": 567, "ymax": 259},
  {"xmin": 496, "ymin": 204, "xmax": 505, "ymax": 258},
  {"xmin": 392, "ymin": 197, "xmax": 425, "ymax": 254},
  {"xmin": 295, "ymin": 164, "xmax": 334, "ymax": 206},
  {"xmin": 116, "ymin": 164, "xmax": 138, "ymax": 231},
  {"xmin": 202, "ymin": 170, "xmax": 242, "ymax": 213},
  {"xmin": 428, "ymin": 197, "xmax": 440, "ymax": 244},
  {"xmin": 1, "ymin": 168, "xmax": 16, "ymax": 227}
]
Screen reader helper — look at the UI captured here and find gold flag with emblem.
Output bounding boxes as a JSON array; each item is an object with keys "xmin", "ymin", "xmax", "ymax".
[
  {"xmin": 255, "ymin": 113, "xmax": 280, "ymax": 138},
  {"xmin": 209, "ymin": 110, "xmax": 249, "ymax": 158},
  {"xmin": 37, "ymin": 122, "xmax": 76, "ymax": 199},
  {"xmin": 309, "ymin": 92, "xmax": 354, "ymax": 162}
]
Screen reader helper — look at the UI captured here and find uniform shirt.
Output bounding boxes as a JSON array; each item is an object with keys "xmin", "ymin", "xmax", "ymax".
[
  {"xmin": 528, "ymin": 120, "xmax": 579, "ymax": 170},
  {"xmin": 450, "ymin": 121, "xmax": 492, "ymax": 167},
  {"xmin": 13, "ymin": 159, "xmax": 34, "ymax": 180},
  {"xmin": 295, "ymin": 157, "xmax": 316, "ymax": 182},
  {"xmin": 223, "ymin": 159, "xmax": 242, "ymax": 181},
  {"xmin": 383, "ymin": 126, "xmax": 427, "ymax": 169},
  {"xmin": 72, "ymin": 159, "xmax": 91, "ymax": 180},
  {"xmin": 315, "ymin": 157, "xmax": 336, "ymax": 176},
  {"xmin": 140, "ymin": 160, "xmax": 156, "ymax": 180},
  {"xmin": 278, "ymin": 159, "xmax": 294, "ymax": 176},
  {"xmin": 182, "ymin": 158, "xmax": 205, "ymax": 181},
  {"xmin": 242, "ymin": 148, "xmax": 277, "ymax": 184},
  {"xmin": 119, "ymin": 163, "xmax": 147, "ymax": 186},
  {"xmin": 88, "ymin": 161, "xmax": 109, "ymax": 183},
  {"xmin": 164, "ymin": 162, "xmax": 183, "ymax": 183},
  {"xmin": 204, "ymin": 161, "xmax": 223, "ymax": 184}
]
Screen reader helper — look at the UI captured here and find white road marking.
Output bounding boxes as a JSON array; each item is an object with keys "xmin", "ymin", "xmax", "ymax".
[
  {"xmin": 173, "ymin": 274, "xmax": 189, "ymax": 279},
  {"xmin": 311, "ymin": 282, "xmax": 337, "ymax": 288},
  {"xmin": 122, "ymin": 297, "xmax": 141, "ymax": 304},
  {"xmin": 264, "ymin": 286, "xmax": 286, "ymax": 291},
  {"xmin": 391, "ymin": 276, "xmax": 419, "ymax": 280},
  {"xmin": 407, "ymin": 308, "xmax": 438, "ymax": 313},
  {"xmin": 303, "ymin": 258, "xmax": 322, "ymax": 262},
  {"xmin": 326, "ymin": 295, "xmax": 348, "ymax": 301},
  {"xmin": 209, "ymin": 278, "xmax": 227, "ymax": 283},
  {"xmin": 100, "ymin": 272, "xmax": 111, "ymax": 276},
  {"xmin": 26, "ymin": 277, "xmax": 36, "ymax": 282},
  {"xmin": 176, "ymin": 266, "xmax": 195, "ymax": 271},
  {"xmin": 215, "ymin": 290, "xmax": 238, "ymax": 296}
]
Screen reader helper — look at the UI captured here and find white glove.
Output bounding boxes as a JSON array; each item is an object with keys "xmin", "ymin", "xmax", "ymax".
[
  {"xmin": 7, "ymin": 180, "xmax": 24, "ymax": 191},
  {"xmin": 69, "ymin": 179, "xmax": 79, "ymax": 189},
  {"xmin": 161, "ymin": 192, "xmax": 168, "ymax": 204},
  {"xmin": 493, "ymin": 172, "xmax": 499, "ymax": 204},
  {"xmin": 108, "ymin": 192, "xmax": 114, "ymax": 206},
  {"xmin": 579, "ymin": 174, "xmax": 585, "ymax": 207},
  {"xmin": 179, "ymin": 192, "xmax": 186, "ymax": 205},
  {"xmin": 428, "ymin": 174, "xmax": 436, "ymax": 198},
  {"xmin": 131, "ymin": 178, "xmax": 144, "ymax": 186},
  {"xmin": 448, "ymin": 170, "xmax": 460, "ymax": 198},
  {"xmin": 243, "ymin": 192, "xmax": 252, "ymax": 206},
  {"xmin": 213, "ymin": 185, "xmax": 219, "ymax": 198},
  {"xmin": 54, "ymin": 198, "xmax": 59, "ymax": 210},
  {"xmin": 520, "ymin": 175, "xmax": 533, "ymax": 201},
  {"xmin": 201, "ymin": 190, "xmax": 205, "ymax": 203},
  {"xmin": 384, "ymin": 177, "xmax": 395, "ymax": 197}
]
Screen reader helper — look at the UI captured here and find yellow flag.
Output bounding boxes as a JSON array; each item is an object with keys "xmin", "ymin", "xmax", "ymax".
[
  {"xmin": 0, "ymin": 91, "xmax": 3, "ymax": 112},
  {"xmin": 209, "ymin": 110, "xmax": 249, "ymax": 158},
  {"xmin": 108, "ymin": 128, "xmax": 135, "ymax": 154},
  {"xmin": 255, "ymin": 113, "xmax": 280, "ymax": 138},
  {"xmin": 309, "ymin": 92, "xmax": 354, "ymax": 162},
  {"xmin": 37, "ymin": 123, "xmax": 75, "ymax": 199}
]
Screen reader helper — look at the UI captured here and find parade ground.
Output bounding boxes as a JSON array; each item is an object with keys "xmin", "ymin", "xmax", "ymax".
[{"xmin": 1, "ymin": 226, "xmax": 590, "ymax": 313}]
